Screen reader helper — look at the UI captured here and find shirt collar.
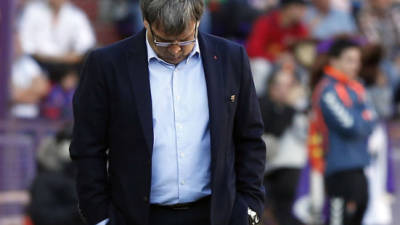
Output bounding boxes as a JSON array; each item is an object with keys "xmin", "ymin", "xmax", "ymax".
[{"xmin": 145, "ymin": 30, "xmax": 200, "ymax": 65}]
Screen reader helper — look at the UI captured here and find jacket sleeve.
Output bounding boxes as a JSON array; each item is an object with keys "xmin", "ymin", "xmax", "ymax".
[
  {"xmin": 319, "ymin": 85, "xmax": 375, "ymax": 138},
  {"xmin": 233, "ymin": 46, "xmax": 266, "ymax": 217},
  {"xmin": 69, "ymin": 50, "xmax": 110, "ymax": 225}
]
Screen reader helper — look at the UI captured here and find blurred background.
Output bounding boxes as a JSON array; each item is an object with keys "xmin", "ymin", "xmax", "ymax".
[{"xmin": 0, "ymin": 0, "xmax": 400, "ymax": 224}]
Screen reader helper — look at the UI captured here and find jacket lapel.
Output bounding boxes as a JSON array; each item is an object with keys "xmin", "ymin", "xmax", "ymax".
[
  {"xmin": 198, "ymin": 32, "xmax": 224, "ymax": 175},
  {"xmin": 121, "ymin": 31, "xmax": 224, "ymax": 161},
  {"xmin": 124, "ymin": 30, "xmax": 154, "ymax": 156}
]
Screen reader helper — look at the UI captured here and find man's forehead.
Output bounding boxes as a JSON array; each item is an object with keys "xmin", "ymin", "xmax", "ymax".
[{"xmin": 153, "ymin": 21, "xmax": 197, "ymax": 38}]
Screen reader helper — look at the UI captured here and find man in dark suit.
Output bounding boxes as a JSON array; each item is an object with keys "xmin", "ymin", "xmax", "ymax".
[{"xmin": 69, "ymin": 1, "xmax": 266, "ymax": 225}]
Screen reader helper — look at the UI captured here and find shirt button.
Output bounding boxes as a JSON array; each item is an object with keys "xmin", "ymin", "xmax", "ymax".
[
  {"xmin": 180, "ymin": 181, "xmax": 185, "ymax": 185},
  {"xmin": 177, "ymin": 124, "xmax": 183, "ymax": 129},
  {"xmin": 180, "ymin": 152, "xmax": 184, "ymax": 158}
]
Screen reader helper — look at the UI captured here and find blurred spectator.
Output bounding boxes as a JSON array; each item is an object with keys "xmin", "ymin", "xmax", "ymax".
[
  {"xmin": 304, "ymin": 0, "xmax": 357, "ymax": 40},
  {"xmin": 41, "ymin": 71, "xmax": 77, "ymax": 120},
  {"xmin": 250, "ymin": 49, "xmax": 309, "ymax": 97},
  {"xmin": 292, "ymin": 39, "xmax": 318, "ymax": 70},
  {"xmin": 110, "ymin": 0, "xmax": 143, "ymax": 39},
  {"xmin": 358, "ymin": 0, "xmax": 400, "ymax": 115},
  {"xmin": 260, "ymin": 70, "xmax": 308, "ymax": 225},
  {"xmin": 249, "ymin": 0, "xmax": 279, "ymax": 11},
  {"xmin": 309, "ymin": 38, "xmax": 376, "ymax": 225},
  {"xmin": 359, "ymin": 44, "xmax": 394, "ymax": 225},
  {"xmin": 246, "ymin": 0, "xmax": 308, "ymax": 62},
  {"xmin": 359, "ymin": 44, "xmax": 393, "ymax": 119},
  {"xmin": 28, "ymin": 123, "xmax": 85, "ymax": 225},
  {"xmin": 36, "ymin": 123, "xmax": 73, "ymax": 173},
  {"xmin": 358, "ymin": 0, "xmax": 400, "ymax": 59},
  {"xmin": 210, "ymin": 0, "xmax": 262, "ymax": 43},
  {"xmin": 18, "ymin": 0, "xmax": 96, "ymax": 82},
  {"xmin": 10, "ymin": 33, "xmax": 50, "ymax": 119},
  {"xmin": 246, "ymin": 0, "xmax": 308, "ymax": 97}
]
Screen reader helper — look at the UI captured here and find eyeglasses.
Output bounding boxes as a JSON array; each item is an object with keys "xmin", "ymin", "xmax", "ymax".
[{"xmin": 149, "ymin": 23, "xmax": 197, "ymax": 48}]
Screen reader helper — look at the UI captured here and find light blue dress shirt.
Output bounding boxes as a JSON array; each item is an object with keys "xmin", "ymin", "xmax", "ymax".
[
  {"xmin": 96, "ymin": 33, "xmax": 212, "ymax": 225},
  {"xmin": 146, "ymin": 34, "xmax": 212, "ymax": 205}
]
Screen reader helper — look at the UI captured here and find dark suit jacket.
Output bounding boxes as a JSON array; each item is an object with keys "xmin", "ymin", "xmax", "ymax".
[{"xmin": 70, "ymin": 30, "xmax": 266, "ymax": 225}]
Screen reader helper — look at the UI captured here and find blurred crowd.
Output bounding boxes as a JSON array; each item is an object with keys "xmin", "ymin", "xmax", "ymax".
[{"xmin": 3, "ymin": 0, "xmax": 400, "ymax": 224}]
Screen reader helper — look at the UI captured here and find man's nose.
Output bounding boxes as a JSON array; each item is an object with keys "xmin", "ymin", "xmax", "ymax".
[{"xmin": 168, "ymin": 44, "xmax": 182, "ymax": 55}]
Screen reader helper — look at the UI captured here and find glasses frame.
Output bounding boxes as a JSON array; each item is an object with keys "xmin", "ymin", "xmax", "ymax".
[{"xmin": 149, "ymin": 22, "xmax": 198, "ymax": 48}]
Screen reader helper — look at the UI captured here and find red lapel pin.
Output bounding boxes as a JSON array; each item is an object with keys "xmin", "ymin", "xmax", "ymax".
[{"xmin": 213, "ymin": 55, "xmax": 218, "ymax": 60}]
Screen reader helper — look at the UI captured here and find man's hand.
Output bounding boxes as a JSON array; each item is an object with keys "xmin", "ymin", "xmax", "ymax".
[{"xmin": 248, "ymin": 207, "xmax": 261, "ymax": 225}]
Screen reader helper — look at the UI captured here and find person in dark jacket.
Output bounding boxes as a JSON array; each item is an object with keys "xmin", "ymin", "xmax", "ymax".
[
  {"xmin": 309, "ymin": 38, "xmax": 376, "ymax": 225},
  {"xmin": 259, "ymin": 67, "xmax": 308, "ymax": 225},
  {"xmin": 29, "ymin": 124, "xmax": 85, "ymax": 225},
  {"xmin": 70, "ymin": 1, "xmax": 266, "ymax": 225}
]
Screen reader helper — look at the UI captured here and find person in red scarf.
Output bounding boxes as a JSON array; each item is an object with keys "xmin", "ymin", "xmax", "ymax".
[
  {"xmin": 309, "ymin": 38, "xmax": 376, "ymax": 225},
  {"xmin": 246, "ymin": 0, "xmax": 308, "ymax": 62}
]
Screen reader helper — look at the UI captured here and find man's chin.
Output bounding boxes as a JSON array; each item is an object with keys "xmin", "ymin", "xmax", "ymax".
[{"xmin": 164, "ymin": 56, "xmax": 185, "ymax": 64}]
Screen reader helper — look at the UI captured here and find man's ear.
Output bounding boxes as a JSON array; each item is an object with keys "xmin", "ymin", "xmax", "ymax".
[{"xmin": 143, "ymin": 20, "xmax": 149, "ymax": 30}]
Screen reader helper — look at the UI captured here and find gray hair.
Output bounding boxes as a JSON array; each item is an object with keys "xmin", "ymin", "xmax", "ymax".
[{"xmin": 140, "ymin": 0, "xmax": 204, "ymax": 35}]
